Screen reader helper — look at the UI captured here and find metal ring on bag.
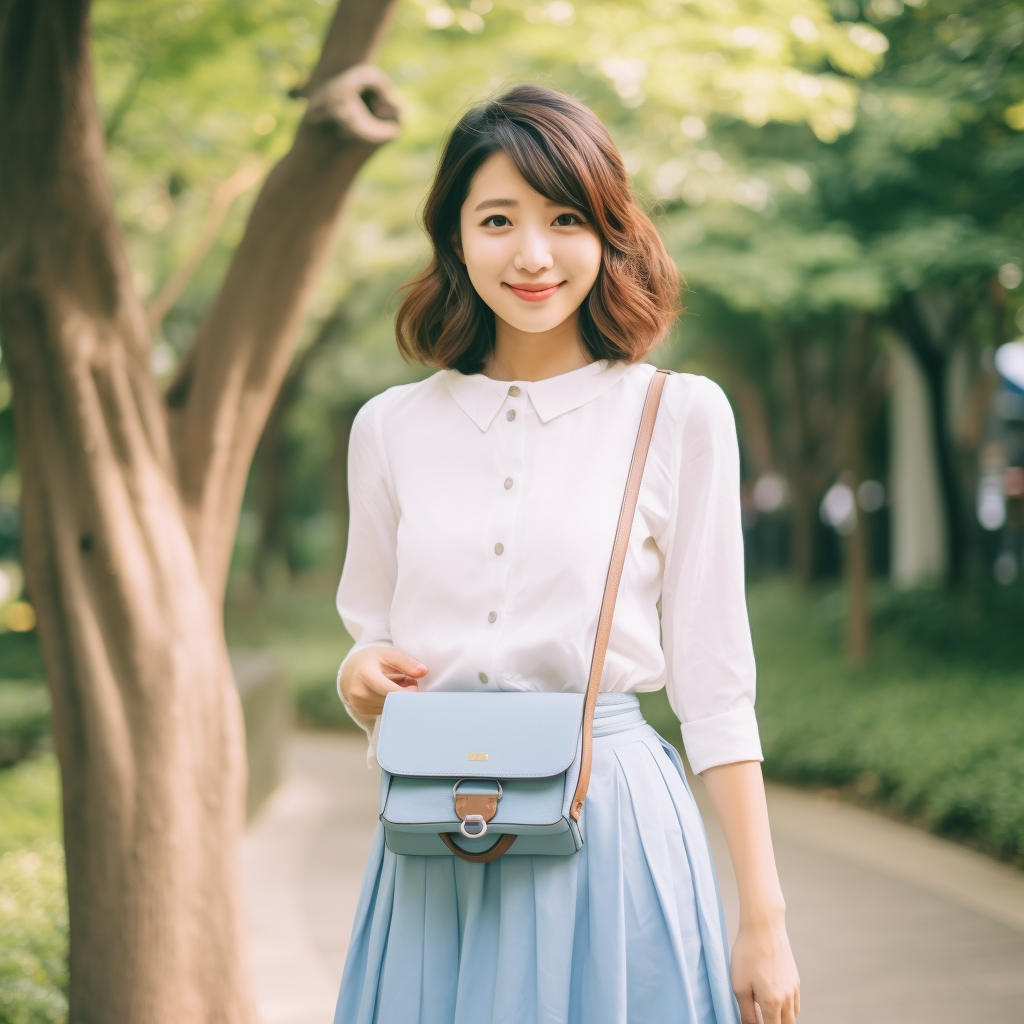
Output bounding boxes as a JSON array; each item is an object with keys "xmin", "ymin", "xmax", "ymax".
[{"xmin": 460, "ymin": 814, "xmax": 488, "ymax": 839}]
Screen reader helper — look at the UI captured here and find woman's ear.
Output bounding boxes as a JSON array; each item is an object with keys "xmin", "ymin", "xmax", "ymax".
[{"xmin": 452, "ymin": 233, "xmax": 465, "ymax": 264}]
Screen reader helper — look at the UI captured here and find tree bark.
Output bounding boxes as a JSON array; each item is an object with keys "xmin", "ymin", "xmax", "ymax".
[
  {"xmin": 840, "ymin": 314, "xmax": 872, "ymax": 664},
  {"xmin": 0, "ymin": 0, "xmax": 400, "ymax": 1019},
  {"xmin": 781, "ymin": 328, "xmax": 824, "ymax": 588},
  {"xmin": 892, "ymin": 292, "xmax": 970, "ymax": 587},
  {"xmin": 252, "ymin": 309, "xmax": 344, "ymax": 588}
]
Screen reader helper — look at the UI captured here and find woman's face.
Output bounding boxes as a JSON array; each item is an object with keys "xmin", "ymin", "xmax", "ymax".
[{"xmin": 456, "ymin": 150, "xmax": 602, "ymax": 335}]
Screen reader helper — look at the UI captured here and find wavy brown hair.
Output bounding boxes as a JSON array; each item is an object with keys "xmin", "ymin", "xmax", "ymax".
[{"xmin": 394, "ymin": 83, "xmax": 683, "ymax": 374}]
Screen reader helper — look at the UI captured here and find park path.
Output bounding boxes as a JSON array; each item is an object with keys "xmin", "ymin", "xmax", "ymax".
[{"xmin": 240, "ymin": 732, "xmax": 1024, "ymax": 1024}]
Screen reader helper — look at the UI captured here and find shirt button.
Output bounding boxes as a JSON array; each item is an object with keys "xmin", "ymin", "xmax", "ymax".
[
  {"xmin": 478, "ymin": 671, "xmax": 489, "ymax": 684},
  {"xmin": 494, "ymin": 542, "xmax": 504, "ymax": 555},
  {"xmin": 508, "ymin": 385, "xmax": 521, "ymax": 396},
  {"xmin": 504, "ymin": 477, "xmax": 513, "ymax": 490},
  {"xmin": 487, "ymin": 611, "xmax": 497, "ymax": 623},
  {"xmin": 506, "ymin": 409, "xmax": 516, "ymax": 421}
]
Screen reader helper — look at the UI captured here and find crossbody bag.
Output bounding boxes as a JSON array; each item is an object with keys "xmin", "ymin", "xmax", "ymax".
[{"xmin": 375, "ymin": 367, "xmax": 671, "ymax": 862}]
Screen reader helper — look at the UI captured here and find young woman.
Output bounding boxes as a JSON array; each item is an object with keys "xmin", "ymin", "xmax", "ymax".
[{"xmin": 332, "ymin": 83, "xmax": 800, "ymax": 1024}]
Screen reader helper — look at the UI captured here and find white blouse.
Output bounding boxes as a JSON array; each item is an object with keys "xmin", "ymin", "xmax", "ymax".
[{"xmin": 335, "ymin": 358, "xmax": 763, "ymax": 776}]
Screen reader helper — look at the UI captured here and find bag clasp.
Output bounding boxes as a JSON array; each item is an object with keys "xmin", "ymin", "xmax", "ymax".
[{"xmin": 452, "ymin": 778, "xmax": 502, "ymax": 840}]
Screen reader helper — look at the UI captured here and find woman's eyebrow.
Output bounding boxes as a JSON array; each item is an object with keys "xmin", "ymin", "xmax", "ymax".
[{"xmin": 473, "ymin": 198, "xmax": 567, "ymax": 211}]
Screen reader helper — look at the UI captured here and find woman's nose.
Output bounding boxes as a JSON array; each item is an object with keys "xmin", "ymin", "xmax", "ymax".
[{"xmin": 513, "ymin": 228, "xmax": 553, "ymax": 273}]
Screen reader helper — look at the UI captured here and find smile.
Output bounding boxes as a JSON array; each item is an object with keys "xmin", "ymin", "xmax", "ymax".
[{"xmin": 504, "ymin": 282, "xmax": 564, "ymax": 302}]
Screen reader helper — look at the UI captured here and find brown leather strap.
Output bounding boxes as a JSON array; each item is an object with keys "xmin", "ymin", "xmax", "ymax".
[
  {"xmin": 570, "ymin": 368, "xmax": 670, "ymax": 821},
  {"xmin": 438, "ymin": 832, "xmax": 518, "ymax": 862}
]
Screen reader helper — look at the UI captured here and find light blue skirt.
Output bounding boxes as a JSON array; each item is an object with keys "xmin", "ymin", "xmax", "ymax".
[{"xmin": 333, "ymin": 694, "xmax": 741, "ymax": 1024}]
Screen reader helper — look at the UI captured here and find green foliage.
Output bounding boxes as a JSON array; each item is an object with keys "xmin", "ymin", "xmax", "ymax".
[
  {"xmin": 0, "ymin": 758, "xmax": 67, "ymax": 1024},
  {"xmin": 0, "ymin": 635, "xmax": 45, "ymax": 686},
  {"xmin": 0, "ymin": 689, "xmax": 50, "ymax": 767},
  {"xmin": 0, "ymin": 635, "xmax": 49, "ymax": 767},
  {"xmin": 660, "ymin": 0, "xmax": 1024, "ymax": 362},
  {"xmin": 93, "ymin": 0, "xmax": 331, "ymax": 303},
  {"xmin": 642, "ymin": 578, "xmax": 1024, "ymax": 864}
]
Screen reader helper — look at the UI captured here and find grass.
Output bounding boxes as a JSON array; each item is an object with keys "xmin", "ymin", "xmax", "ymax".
[
  {"xmin": 0, "ymin": 756, "xmax": 67, "ymax": 1024},
  {"xmin": 0, "ymin": 633, "xmax": 51, "ymax": 769}
]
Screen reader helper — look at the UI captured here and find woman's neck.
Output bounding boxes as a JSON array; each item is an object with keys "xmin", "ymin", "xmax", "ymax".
[{"xmin": 482, "ymin": 312, "xmax": 593, "ymax": 382}]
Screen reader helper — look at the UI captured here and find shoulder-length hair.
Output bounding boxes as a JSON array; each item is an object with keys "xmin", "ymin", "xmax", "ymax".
[{"xmin": 394, "ymin": 83, "xmax": 683, "ymax": 374}]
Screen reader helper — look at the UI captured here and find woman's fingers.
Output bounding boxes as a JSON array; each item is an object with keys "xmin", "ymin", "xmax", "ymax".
[
  {"xmin": 736, "ymin": 989, "xmax": 759, "ymax": 1024},
  {"xmin": 755, "ymin": 992, "xmax": 800, "ymax": 1024},
  {"xmin": 344, "ymin": 647, "xmax": 429, "ymax": 717},
  {"xmin": 380, "ymin": 650, "xmax": 428, "ymax": 680}
]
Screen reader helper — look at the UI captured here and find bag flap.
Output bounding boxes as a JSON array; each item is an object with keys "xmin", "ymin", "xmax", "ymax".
[
  {"xmin": 376, "ymin": 691, "xmax": 584, "ymax": 778},
  {"xmin": 382, "ymin": 775, "xmax": 567, "ymax": 827}
]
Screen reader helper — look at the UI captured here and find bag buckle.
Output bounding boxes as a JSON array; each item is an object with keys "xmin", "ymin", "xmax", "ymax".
[
  {"xmin": 452, "ymin": 778, "xmax": 502, "ymax": 840},
  {"xmin": 460, "ymin": 814, "xmax": 487, "ymax": 838}
]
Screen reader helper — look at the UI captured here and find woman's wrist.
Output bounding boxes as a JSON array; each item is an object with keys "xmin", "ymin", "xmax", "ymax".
[{"xmin": 738, "ymin": 898, "xmax": 787, "ymax": 931}]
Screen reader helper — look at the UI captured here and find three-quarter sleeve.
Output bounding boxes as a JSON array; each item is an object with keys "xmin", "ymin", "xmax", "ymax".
[
  {"xmin": 660, "ymin": 375, "xmax": 763, "ymax": 775},
  {"xmin": 335, "ymin": 395, "xmax": 399, "ymax": 740}
]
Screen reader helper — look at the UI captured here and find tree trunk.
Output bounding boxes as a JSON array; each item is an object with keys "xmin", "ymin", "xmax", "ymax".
[
  {"xmin": 0, "ymin": 0, "xmax": 400, "ymax": 1019},
  {"xmin": 893, "ymin": 292, "xmax": 969, "ymax": 587},
  {"xmin": 782, "ymin": 328, "xmax": 818, "ymax": 588},
  {"xmin": 253, "ymin": 388, "xmax": 292, "ymax": 591},
  {"xmin": 841, "ymin": 314, "xmax": 872, "ymax": 664},
  {"xmin": 252, "ymin": 310, "xmax": 344, "ymax": 589}
]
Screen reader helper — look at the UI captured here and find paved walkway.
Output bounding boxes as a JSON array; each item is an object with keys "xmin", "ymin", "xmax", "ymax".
[{"xmin": 241, "ymin": 732, "xmax": 1024, "ymax": 1024}]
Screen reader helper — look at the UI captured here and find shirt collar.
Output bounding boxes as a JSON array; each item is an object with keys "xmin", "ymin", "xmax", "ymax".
[{"xmin": 443, "ymin": 359, "xmax": 633, "ymax": 431}]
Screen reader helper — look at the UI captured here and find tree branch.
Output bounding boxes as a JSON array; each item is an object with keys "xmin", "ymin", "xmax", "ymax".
[
  {"xmin": 146, "ymin": 163, "xmax": 263, "ymax": 331},
  {"xmin": 165, "ymin": 0, "xmax": 401, "ymax": 603},
  {"xmin": 104, "ymin": 53, "xmax": 148, "ymax": 147}
]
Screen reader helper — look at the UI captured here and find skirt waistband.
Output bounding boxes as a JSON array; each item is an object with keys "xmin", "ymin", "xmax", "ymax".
[{"xmin": 593, "ymin": 692, "xmax": 645, "ymax": 736}]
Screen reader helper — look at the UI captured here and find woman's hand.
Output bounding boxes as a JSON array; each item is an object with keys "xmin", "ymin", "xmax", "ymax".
[
  {"xmin": 730, "ymin": 913, "xmax": 801, "ymax": 1024},
  {"xmin": 339, "ymin": 646, "xmax": 429, "ymax": 718},
  {"xmin": 699, "ymin": 760, "xmax": 800, "ymax": 1024}
]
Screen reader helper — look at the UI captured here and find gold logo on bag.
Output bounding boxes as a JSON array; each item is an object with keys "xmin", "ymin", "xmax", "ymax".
[{"xmin": 467, "ymin": 752, "xmax": 489, "ymax": 761}]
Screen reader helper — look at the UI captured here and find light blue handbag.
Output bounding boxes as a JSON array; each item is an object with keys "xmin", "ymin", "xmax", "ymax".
[{"xmin": 376, "ymin": 369, "xmax": 670, "ymax": 862}]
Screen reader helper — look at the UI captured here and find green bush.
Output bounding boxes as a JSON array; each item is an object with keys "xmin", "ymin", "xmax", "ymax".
[
  {"xmin": 0, "ymin": 687, "xmax": 51, "ymax": 767},
  {"xmin": 643, "ymin": 580, "xmax": 1024, "ymax": 866},
  {"xmin": 293, "ymin": 677, "xmax": 361, "ymax": 732},
  {"xmin": 0, "ymin": 757, "xmax": 67, "ymax": 1024},
  {"xmin": 0, "ymin": 635, "xmax": 46, "ymax": 686}
]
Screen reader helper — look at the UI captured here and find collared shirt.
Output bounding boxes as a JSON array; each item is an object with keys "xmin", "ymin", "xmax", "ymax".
[{"xmin": 335, "ymin": 358, "xmax": 763, "ymax": 775}]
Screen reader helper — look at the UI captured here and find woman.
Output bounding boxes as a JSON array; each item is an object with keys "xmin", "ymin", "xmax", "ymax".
[{"xmin": 333, "ymin": 83, "xmax": 800, "ymax": 1024}]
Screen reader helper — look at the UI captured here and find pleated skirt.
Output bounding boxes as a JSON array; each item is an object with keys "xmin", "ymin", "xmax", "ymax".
[{"xmin": 333, "ymin": 693, "xmax": 741, "ymax": 1024}]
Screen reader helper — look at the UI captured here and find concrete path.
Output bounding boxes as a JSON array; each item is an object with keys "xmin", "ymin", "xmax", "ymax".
[{"xmin": 240, "ymin": 732, "xmax": 1024, "ymax": 1024}]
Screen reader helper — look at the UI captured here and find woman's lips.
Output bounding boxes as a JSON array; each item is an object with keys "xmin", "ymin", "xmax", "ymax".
[{"xmin": 504, "ymin": 282, "xmax": 564, "ymax": 302}]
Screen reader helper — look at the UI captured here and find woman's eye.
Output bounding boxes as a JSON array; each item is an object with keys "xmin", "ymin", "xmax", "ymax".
[
  {"xmin": 554, "ymin": 213, "xmax": 585, "ymax": 226},
  {"xmin": 483, "ymin": 214, "xmax": 511, "ymax": 227}
]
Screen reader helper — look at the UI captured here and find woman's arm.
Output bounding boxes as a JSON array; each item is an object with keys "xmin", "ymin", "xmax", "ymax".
[
  {"xmin": 656, "ymin": 376, "xmax": 799, "ymax": 1020},
  {"xmin": 335, "ymin": 396, "xmax": 411, "ymax": 738},
  {"xmin": 701, "ymin": 760, "xmax": 800, "ymax": 1024}
]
